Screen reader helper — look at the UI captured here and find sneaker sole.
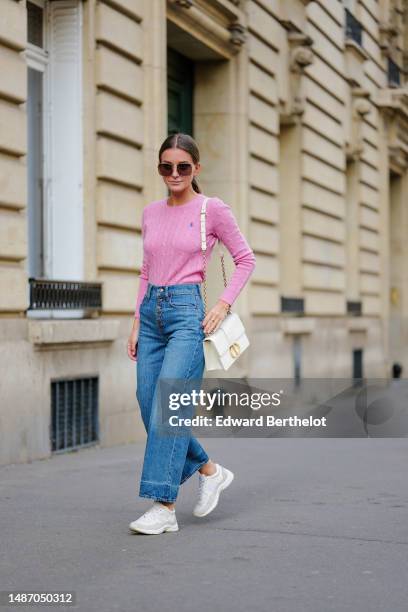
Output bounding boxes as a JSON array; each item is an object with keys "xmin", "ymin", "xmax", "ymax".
[
  {"xmin": 193, "ymin": 468, "xmax": 234, "ymax": 518},
  {"xmin": 129, "ymin": 522, "xmax": 179, "ymax": 535}
]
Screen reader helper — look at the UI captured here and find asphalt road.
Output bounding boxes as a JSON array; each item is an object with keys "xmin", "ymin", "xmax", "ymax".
[{"xmin": 0, "ymin": 437, "xmax": 407, "ymax": 612}]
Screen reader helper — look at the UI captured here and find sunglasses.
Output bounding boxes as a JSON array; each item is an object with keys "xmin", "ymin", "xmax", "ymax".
[{"xmin": 157, "ymin": 162, "xmax": 194, "ymax": 177}]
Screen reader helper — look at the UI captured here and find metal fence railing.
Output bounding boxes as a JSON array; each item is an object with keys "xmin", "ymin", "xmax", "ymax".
[{"xmin": 28, "ymin": 278, "xmax": 102, "ymax": 311}]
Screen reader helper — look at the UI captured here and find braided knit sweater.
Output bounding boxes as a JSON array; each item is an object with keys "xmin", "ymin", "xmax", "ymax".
[{"xmin": 134, "ymin": 193, "xmax": 256, "ymax": 318}]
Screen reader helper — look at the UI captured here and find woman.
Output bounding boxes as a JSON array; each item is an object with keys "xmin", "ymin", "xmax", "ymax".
[{"xmin": 127, "ymin": 133, "xmax": 256, "ymax": 535}]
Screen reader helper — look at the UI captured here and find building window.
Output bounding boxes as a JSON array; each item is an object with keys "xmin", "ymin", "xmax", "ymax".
[
  {"xmin": 27, "ymin": 0, "xmax": 44, "ymax": 47},
  {"xmin": 352, "ymin": 348, "xmax": 363, "ymax": 380},
  {"xmin": 387, "ymin": 57, "xmax": 401, "ymax": 87},
  {"xmin": 167, "ymin": 47, "xmax": 194, "ymax": 136},
  {"xmin": 344, "ymin": 8, "xmax": 363, "ymax": 46},
  {"xmin": 293, "ymin": 336, "xmax": 302, "ymax": 387},
  {"xmin": 281, "ymin": 296, "xmax": 304, "ymax": 315},
  {"xmin": 27, "ymin": 1, "xmax": 46, "ymax": 279},
  {"xmin": 25, "ymin": 0, "xmax": 84, "ymax": 318}
]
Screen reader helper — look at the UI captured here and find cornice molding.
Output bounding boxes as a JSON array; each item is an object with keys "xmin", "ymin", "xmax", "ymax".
[
  {"xmin": 375, "ymin": 87, "xmax": 408, "ymax": 172},
  {"xmin": 167, "ymin": 0, "xmax": 247, "ymax": 56},
  {"xmin": 375, "ymin": 87, "xmax": 408, "ymax": 116}
]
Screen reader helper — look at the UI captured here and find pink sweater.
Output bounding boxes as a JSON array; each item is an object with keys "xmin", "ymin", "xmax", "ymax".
[{"xmin": 134, "ymin": 193, "xmax": 256, "ymax": 318}]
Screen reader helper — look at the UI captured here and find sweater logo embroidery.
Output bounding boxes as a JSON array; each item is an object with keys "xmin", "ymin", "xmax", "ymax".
[{"xmin": 189, "ymin": 221, "xmax": 193, "ymax": 227}]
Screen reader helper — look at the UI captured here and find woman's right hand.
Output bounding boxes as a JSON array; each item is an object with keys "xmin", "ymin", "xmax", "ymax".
[{"xmin": 127, "ymin": 319, "xmax": 140, "ymax": 361}]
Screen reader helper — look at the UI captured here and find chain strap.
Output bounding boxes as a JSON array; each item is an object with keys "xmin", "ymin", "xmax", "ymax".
[{"xmin": 201, "ymin": 200, "xmax": 231, "ymax": 318}]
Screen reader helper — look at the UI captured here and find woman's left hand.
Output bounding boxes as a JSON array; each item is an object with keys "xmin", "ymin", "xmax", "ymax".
[{"xmin": 202, "ymin": 300, "xmax": 230, "ymax": 335}]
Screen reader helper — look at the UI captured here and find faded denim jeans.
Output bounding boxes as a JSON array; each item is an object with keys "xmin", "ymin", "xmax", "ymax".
[{"xmin": 136, "ymin": 282, "xmax": 210, "ymax": 502}]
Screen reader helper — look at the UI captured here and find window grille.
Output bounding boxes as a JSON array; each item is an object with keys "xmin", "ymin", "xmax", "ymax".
[
  {"xmin": 51, "ymin": 377, "xmax": 99, "ymax": 452},
  {"xmin": 28, "ymin": 278, "xmax": 102, "ymax": 311}
]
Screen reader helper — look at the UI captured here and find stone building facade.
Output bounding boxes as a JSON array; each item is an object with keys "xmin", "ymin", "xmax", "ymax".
[{"xmin": 0, "ymin": 0, "xmax": 407, "ymax": 465}]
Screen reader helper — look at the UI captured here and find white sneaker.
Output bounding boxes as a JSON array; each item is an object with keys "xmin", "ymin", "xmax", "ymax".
[
  {"xmin": 193, "ymin": 463, "xmax": 234, "ymax": 517},
  {"xmin": 129, "ymin": 501, "xmax": 179, "ymax": 534}
]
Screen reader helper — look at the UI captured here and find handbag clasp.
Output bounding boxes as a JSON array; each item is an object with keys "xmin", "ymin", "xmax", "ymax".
[{"xmin": 229, "ymin": 342, "xmax": 240, "ymax": 358}]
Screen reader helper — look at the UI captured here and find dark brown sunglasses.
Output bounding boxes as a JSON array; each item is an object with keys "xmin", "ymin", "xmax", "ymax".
[{"xmin": 157, "ymin": 162, "xmax": 193, "ymax": 177}]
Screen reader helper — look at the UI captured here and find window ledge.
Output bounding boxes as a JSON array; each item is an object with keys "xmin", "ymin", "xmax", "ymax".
[
  {"xmin": 28, "ymin": 319, "xmax": 120, "ymax": 346},
  {"xmin": 281, "ymin": 318, "xmax": 315, "ymax": 335},
  {"xmin": 345, "ymin": 38, "xmax": 369, "ymax": 62},
  {"xmin": 347, "ymin": 319, "xmax": 369, "ymax": 332}
]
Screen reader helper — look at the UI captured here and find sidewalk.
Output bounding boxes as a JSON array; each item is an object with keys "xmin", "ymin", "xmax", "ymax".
[{"xmin": 0, "ymin": 437, "xmax": 407, "ymax": 612}]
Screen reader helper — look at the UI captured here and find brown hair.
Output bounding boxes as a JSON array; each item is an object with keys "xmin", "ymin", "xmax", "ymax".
[{"xmin": 158, "ymin": 133, "xmax": 202, "ymax": 194}]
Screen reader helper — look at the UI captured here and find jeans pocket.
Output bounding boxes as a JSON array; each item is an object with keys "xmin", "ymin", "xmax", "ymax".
[
  {"xmin": 140, "ymin": 294, "xmax": 149, "ymax": 312},
  {"xmin": 169, "ymin": 292, "xmax": 198, "ymax": 309}
]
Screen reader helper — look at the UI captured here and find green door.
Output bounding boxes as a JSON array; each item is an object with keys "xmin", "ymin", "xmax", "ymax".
[{"xmin": 167, "ymin": 47, "xmax": 194, "ymax": 136}]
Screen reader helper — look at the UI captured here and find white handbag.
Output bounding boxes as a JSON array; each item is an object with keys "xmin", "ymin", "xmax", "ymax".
[{"xmin": 200, "ymin": 197, "xmax": 250, "ymax": 371}]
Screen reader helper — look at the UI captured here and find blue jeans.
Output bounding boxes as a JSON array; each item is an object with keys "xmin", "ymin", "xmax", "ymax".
[{"xmin": 136, "ymin": 282, "xmax": 210, "ymax": 502}]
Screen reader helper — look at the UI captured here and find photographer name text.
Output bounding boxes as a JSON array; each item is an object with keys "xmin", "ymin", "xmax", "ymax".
[{"xmin": 168, "ymin": 415, "xmax": 327, "ymax": 428}]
